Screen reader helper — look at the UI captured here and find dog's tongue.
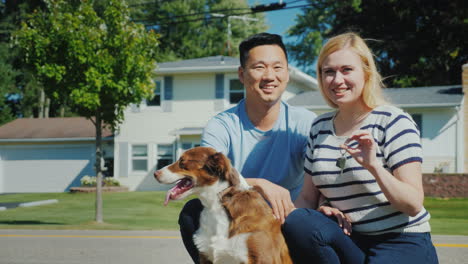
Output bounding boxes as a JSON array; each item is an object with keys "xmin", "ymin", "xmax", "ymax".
[
  {"xmin": 164, "ymin": 189, "xmax": 173, "ymax": 206},
  {"xmin": 164, "ymin": 178, "xmax": 192, "ymax": 206},
  {"xmin": 164, "ymin": 185, "xmax": 180, "ymax": 206}
]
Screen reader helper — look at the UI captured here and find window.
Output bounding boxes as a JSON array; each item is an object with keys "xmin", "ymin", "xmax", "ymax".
[
  {"xmin": 131, "ymin": 145, "xmax": 148, "ymax": 171},
  {"xmin": 229, "ymin": 79, "xmax": 244, "ymax": 104},
  {"xmin": 147, "ymin": 81, "xmax": 161, "ymax": 106},
  {"xmin": 157, "ymin": 144, "xmax": 174, "ymax": 170},
  {"xmin": 410, "ymin": 113, "xmax": 423, "ymax": 137},
  {"xmin": 181, "ymin": 142, "xmax": 201, "ymax": 151}
]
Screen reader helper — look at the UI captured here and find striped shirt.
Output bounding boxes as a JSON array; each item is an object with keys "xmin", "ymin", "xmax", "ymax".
[{"xmin": 304, "ymin": 105, "xmax": 431, "ymax": 234}]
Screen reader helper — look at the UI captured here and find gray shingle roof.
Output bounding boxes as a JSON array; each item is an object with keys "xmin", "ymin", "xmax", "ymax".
[
  {"xmin": 287, "ymin": 85, "xmax": 463, "ymax": 109},
  {"xmin": 0, "ymin": 117, "xmax": 113, "ymax": 140},
  {"xmin": 158, "ymin": 56, "xmax": 239, "ymax": 69},
  {"xmin": 156, "ymin": 56, "xmax": 239, "ymax": 71}
]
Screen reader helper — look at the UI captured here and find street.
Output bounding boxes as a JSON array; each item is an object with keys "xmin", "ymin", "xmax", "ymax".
[{"xmin": 0, "ymin": 230, "xmax": 467, "ymax": 264}]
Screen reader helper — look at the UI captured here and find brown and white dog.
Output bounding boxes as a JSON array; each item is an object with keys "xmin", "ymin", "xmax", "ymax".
[{"xmin": 154, "ymin": 146, "xmax": 292, "ymax": 264}]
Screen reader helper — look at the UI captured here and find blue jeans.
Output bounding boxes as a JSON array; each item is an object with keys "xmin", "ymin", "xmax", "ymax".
[{"xmin": 282, "ymin": 208, "xmax": 439, "ymax": 264}]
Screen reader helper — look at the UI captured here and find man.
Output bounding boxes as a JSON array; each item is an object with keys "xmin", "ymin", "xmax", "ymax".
[{"xmin": 179, "ymin": 32, "xmax": 316, "ymax": 263}]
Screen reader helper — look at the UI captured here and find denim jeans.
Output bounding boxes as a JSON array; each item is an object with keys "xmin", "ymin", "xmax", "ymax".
[{"xmin": 282, "ymin": 208, "xmax": 439, "ymax": 264}]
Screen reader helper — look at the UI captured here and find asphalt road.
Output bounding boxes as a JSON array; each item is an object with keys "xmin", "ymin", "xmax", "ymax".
[{"xmin": 0, "ymin": 230, "xmax": 467, "ymax": 264}]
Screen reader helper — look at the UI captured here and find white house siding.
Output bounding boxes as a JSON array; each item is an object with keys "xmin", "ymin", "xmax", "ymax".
[
  {"xmin": 115, "ymin": 71, "xmax": 317, "ymax": 191},
  {"xmin": 407, "ymin": 108, "xmax": 462, "ymax": 173},
  {"xmin": 0, "ymin": 142, "xmax": 95, "ymax": 193},
  {"xmin": 115, "ymin": 73, "xmax": 221, "ymax": 191}
]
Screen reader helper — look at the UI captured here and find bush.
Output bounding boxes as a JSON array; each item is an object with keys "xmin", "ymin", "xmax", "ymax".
[{"xmin": 80, "ymin": 176, "xmax": 120, "ymax": 187}]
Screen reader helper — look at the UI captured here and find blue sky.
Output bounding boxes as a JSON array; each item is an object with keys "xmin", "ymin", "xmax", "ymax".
[
  {"xmin": 249, "ymin": 1, "xmax": 302, "ymax": 41},
  {"xmin": 248, "ymin": 0, "xmax": 305, "ymax": 68}
]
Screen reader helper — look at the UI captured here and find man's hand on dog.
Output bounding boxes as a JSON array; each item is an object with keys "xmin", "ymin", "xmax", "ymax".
[{"xmin": 247, "ymin": 178, "xmax": 295, "ymax": 223}]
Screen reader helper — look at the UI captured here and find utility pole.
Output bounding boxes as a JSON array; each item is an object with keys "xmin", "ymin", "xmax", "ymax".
[{"xmin": 211, "ymin": 13, "xmax": 258, "ymax": 56}]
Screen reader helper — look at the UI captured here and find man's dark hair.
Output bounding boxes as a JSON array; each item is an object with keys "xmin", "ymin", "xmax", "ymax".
[{"xmin": 238, "ymin": 32, "xmax": 288, "ymax": 67}]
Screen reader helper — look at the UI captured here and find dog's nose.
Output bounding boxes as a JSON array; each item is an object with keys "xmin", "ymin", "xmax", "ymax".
[{"xmin": 154, "ymin": 170, "xmax": 162, "ymax": 179}]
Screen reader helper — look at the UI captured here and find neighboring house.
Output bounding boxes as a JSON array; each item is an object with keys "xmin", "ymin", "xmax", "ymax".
[
  {"xmin": 0, "ymin": 117, "xmax": 113, "ymax": 193},
  {"xmin": 288, "ymin": 85, "xmax": 465, "ymax": 173},
  {"xmin": 1, "ymin": 59, "xmax": 466, "ymax": 194},
  {"xmin": 113, "ymin": 56, "xmax": 318, "ymax": 191}
]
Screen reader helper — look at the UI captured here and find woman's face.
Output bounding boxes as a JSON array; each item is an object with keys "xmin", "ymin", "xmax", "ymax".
[{"xmin": 320, "ymin": 48, "xmax": 366, "ymax": 107}]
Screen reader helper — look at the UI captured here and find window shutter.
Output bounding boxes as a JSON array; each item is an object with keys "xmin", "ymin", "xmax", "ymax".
[
  {"xmin": 162, "ymin": 76, "xmax": 173, "ymax": 112},
  {"xmin": 164, "ymin": 76, "xmax": 173, "ymax": 100},
  {"xmin": 118, "ymin": 143, "xmax": 129, "ymax": 177},
  {"xmin": 215, "ymin": 74, "xmax": 224, "ymax": 99}
]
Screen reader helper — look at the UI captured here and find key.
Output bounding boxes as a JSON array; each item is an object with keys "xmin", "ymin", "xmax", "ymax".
[
  {"xmin": 336, "ymin": 156, "xmax": 346, "ymax": 170},
  {"xmin": 336, "ymin": 148, "xmax": 347, "ymax": 175}
]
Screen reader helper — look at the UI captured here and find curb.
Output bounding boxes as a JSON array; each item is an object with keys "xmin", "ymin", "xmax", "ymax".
[
  {"xmin": 18, "ymin": 199, "xmax": 58, "ymax": 208},
  {"xmin": 0, "ymin": 199, "xmax": 58, "ymax": 210}
]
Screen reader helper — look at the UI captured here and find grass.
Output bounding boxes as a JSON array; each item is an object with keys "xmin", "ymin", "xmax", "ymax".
[
  {"xmin": 424, "ymin": 197, "xmax": 468, "ymax": 235},
  {"xmin": 0, "ymin": 192, "xmax": 467, "ymax": 235},
  {"xmin": 0, "ymin": 191, "xmax": 190, "ymax": 230}
]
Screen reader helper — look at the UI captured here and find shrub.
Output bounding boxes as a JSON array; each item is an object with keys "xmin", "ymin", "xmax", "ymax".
[{"xmin": 80, "ymin": 176, "xmax": 120, "ymax": 187}]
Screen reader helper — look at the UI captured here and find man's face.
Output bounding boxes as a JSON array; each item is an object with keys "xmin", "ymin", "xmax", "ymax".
[{"xmin": 238, "ymin": 45, "xmax": 289, "ymax": 105}]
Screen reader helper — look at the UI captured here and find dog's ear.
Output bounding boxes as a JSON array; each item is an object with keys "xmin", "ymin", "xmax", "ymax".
[
  {"xmin": 227, "ymin": 167, "xmax": 240, "ymax": 187},
  {"xmin": 219, "ymin": 186, "xmax": 236, "ymax": 204},
  {"xmin": 205, "ymin": 152, "xmax": 229, "ymax": 178},
  {"xmin": 206, "ymin": 152, "xmax": 240, "ymax": 187}
]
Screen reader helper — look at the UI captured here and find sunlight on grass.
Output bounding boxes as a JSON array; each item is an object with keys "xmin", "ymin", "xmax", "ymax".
[{"xmin": 1, "ymin": 193, "xmax": 467, "ymax": 234}]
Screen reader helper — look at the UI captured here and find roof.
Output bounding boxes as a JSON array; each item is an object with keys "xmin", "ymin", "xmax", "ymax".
[
  {"xmin": 155, "ymin": 55, "xmax": 318, "ymax": 90},
  {"xmin": 156, "ymin": 56, "xmax": 239, "ymax": 74},
  {"xmin": 287, "ymin": 85, "xmax": 464, "ymax": 110},
  {"xmin": 171, "ymin": 127, "xmax": 204, "ymax": 136},
  {"xmin": 0, "ymin": 117, "xmax": 113, "ymax": 142}
]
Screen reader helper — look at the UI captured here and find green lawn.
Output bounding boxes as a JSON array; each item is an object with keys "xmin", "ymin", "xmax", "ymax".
[{"xmin": 0, "ymin": 192, "xmax": 467, "ymax": 235}]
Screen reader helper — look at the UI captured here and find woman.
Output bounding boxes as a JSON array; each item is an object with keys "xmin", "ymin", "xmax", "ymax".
[{"xmin": 282, "ymin": 32, "xmax": 438, "ymax": 264}]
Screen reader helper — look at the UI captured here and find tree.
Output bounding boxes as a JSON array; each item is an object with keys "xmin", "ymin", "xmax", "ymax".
[
  {"xmin": 1, "ymin": 0, "xmax": 54, "ymax": 120},
  {"xmin": 126, "ymin": 0, "xmax": 267, "ymax": 61},
  {"xmin": 0, "ymin": 42, "xmax": 16, "ymax": 125},
  {"xmin": 15, "ymin": 0, "xmax": 159, "ymax": 222},
  {"xmin": 288, "ymin": 0, "xmax": 467, "ymax": 87}
]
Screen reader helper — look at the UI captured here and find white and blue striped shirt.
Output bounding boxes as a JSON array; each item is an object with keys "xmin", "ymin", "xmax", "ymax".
[{"xmin": 305, "ymin": 105, "xmax": 431, "ymax": 234}]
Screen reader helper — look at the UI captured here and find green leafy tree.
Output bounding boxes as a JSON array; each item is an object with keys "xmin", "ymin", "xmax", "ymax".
[
  {"xmin": 0, "ymin": 42, "xmax": 16, "ymax": 125},
  {"xmin": 15, "ymin": 0, "xmax": 159, "ymax": 222},
  {"xmin": 1, "ymin": 0, "xmax": 52, "ymax": 120},
  {"xmin": 288, "ymin": 0, "xmax": 467, "ymax": 87},
  {"xmin": 127, "ymin": 0, "xmax": 267, "ymax": 61}
]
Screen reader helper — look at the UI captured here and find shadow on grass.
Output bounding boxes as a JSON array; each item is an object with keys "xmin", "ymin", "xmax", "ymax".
[{"xmin": 0, "ymin": 220, "xmax": 64, "ymax": 225}]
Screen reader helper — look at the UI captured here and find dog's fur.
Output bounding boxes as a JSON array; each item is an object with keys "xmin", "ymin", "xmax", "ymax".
[{"xmin": 154, "ymin": 146, "xmax": 292, "ymax": 264}]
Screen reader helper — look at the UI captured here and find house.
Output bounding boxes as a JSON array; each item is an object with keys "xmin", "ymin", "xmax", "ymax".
[
  {"xmin": 288, "ymin": 85, "xmax": 465, "ymax": 173},
  {"xmin": 1, "ymin": 59, "xmax": 466, "ymax": 193},
  {"xmin": 113, "ymin": 56, "xmax": 318, "ymax": 191},
  {"xmin": 0, "ymin": 117, "xmax": 113, "ymax": 193}
]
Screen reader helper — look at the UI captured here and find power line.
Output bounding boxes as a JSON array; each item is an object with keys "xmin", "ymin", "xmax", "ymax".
[{"xmin": 136, "ymin": 3, "xmax": 313, "ymax": 26}]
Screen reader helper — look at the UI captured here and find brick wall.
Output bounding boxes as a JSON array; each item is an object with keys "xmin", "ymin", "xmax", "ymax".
[{"xmin": 423, "ymin": 173, "xmax": 468, "ymax": 198}]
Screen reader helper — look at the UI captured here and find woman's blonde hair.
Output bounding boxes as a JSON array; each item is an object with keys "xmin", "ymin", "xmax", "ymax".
[{"xmin": 316, "ymin": 32, "xmax": 387, "ymax": 109}]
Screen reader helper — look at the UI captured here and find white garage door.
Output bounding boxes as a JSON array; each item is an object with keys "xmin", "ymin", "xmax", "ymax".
[{"xmin": 0, "ymin": 144, "xmax": 95, "ymax": 193}]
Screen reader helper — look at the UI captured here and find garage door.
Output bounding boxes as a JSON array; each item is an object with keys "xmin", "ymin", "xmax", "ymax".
[{"xmin": 0, "ymin": 144, "xmax": 95, "ymax": 193}]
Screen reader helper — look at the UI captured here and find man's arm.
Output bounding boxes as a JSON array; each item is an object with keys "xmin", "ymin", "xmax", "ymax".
[{"xmin": 200, "ymin": 117, "xmax": 230, "ymax": 154}]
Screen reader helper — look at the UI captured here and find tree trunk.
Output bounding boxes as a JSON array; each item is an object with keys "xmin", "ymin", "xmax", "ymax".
[
  {"xmin": 44, "ymin": 97, "xmax": 50, "ymax": 118},
  {"xmin": 38, "ymin": 89, "xmax": 45, "ymax": 118},
  {"xmin": 94, "ymin": 113, "xmax": 104, "ymax": 223},
  {"xmin": 60, "ymin": 106, "xmax": 65, "ymax": 117}
]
